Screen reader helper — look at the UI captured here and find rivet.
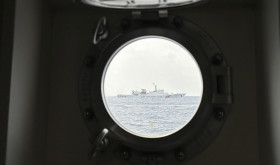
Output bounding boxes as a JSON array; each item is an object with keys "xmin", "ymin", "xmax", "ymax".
[
  {"xmin": 213, "ymin": 107, "xmax": 225, "ymax": 121},
  {"xmin": 120, "ymin": 150, "xmax": 130, "ymax": 160},
  {"xmin": 212, "ymin": 54, "xmax": 223, "ymax": 65},
  {"xmin": 83, "ymin": 109, "xmax": 93, "ymax": 120},
  {"xmin": 176, "ymin": 151, "xmax": 185, "ymax": 161},
  {"xmin": 173, "ymin": 16, "xmax": 183, "ymax": 28}
]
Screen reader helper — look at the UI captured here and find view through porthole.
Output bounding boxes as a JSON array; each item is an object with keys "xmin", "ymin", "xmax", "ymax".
[{"xmin": 102, "ymin": 36, "xmax": 203, "ymax": 138}]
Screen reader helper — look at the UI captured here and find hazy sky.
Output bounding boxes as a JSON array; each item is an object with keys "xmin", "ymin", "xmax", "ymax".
[{"xmin": 103, "ymin": 37, "xmax": 203, "ymax": 96}]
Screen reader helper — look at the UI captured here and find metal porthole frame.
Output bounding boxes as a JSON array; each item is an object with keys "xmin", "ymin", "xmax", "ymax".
[{"xmin": 78, "ymin": 16, "xmax": 233, "ymax": 163}]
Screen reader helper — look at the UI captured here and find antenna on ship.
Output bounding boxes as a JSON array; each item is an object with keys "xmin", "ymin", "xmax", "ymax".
[{"xmin": 153, "ymin": 83, "xmax": 157, "ymax": 92}]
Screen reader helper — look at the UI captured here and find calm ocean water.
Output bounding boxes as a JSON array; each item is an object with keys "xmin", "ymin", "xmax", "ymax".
[{"xmin": 105, "ymin": 96, "xmax": 201, "ymax": 138}]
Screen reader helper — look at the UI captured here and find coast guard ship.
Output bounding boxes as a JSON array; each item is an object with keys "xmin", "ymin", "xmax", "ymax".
[{"xmin": 117, "ymin": 84, "xmax": 186, "ymax": 98}]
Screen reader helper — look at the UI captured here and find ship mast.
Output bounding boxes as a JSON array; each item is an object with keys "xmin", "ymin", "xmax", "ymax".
[{"xmin": 153, "ymin": 83, "xmax": 157, "ymax": 92}]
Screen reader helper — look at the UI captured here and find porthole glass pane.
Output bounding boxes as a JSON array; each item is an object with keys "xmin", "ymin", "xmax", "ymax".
[
  {"xmin": 102, "ymin": 36, "xmax": 203, "ymax": 138},
  {"xmin": 80, "ymin": 0, "xmax": 203, "ymax": 9}
]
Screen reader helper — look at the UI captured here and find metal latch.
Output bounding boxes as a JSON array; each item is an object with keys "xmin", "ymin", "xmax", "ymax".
[
  {"xmin": 211, "ymin": 66, "xmax": 233, "ymax": 104},
  {"xmin": 93, "ymin": 17, "xmax": 109, "ymax": 45},
  {"xmin": 132, "ymin": 10, "xmax": 168, "ymax": 20},
  {"xmin": 90, "ymin": 128, "xmax": 109, "ymax": 157}
]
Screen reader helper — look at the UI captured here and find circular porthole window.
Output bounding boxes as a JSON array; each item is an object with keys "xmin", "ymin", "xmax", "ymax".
[{"xmin": 102, "ymin": 36, "xmax": 203, "ymax": 138}]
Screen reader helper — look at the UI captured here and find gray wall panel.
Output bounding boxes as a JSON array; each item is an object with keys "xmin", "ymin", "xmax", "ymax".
[
  {"xmin": 257, "ymin": 0, "xmax": 280, "ymax": 164},
  {"xmin": 5, "ymin": 0, "xmax": 47, "ymax": 165},
  {"xmin": 45, "ymin": 6, "xmax": 258, "ymax": 165}
]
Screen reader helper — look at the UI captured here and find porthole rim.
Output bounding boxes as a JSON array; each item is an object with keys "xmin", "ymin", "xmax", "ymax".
[{"xmin": 88, "ymin": 26, "xmax": 215, "ymax": 151}]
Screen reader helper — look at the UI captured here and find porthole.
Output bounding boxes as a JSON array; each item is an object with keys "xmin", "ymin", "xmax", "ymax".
[
  {"xmin": 79, "ymin": 0, "xmax": 205, "ymax": 9},
  {"xmin": 102, "ymin": 36, "xmax": 203, "ymax": 138},
  {"xmin": 78, "ymin": 15, "xmax": 232, "ymax": 163}
]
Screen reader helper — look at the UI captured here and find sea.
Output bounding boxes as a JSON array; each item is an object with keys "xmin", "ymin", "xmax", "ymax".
[{"xmin": 104, "ymin": 96, "xmax": 201, "ymax": 138}]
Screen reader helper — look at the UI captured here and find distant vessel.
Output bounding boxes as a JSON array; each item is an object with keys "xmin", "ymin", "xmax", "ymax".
[{"xmin": 117, "ymin": 84, "xmax": 186, "ymax": 98}]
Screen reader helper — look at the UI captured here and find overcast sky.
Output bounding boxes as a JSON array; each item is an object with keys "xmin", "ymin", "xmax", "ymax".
[{"xmin": 103, "ymin": 37, "xmax": 203, "ymax": 96}]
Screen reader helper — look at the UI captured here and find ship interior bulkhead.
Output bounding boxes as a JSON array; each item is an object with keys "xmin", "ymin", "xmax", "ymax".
[{"xmin": 0, "ymin": 0, "xmax": 280, "ymax": 165}]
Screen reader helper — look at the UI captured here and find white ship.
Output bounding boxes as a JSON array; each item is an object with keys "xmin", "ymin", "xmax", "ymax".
[{"xmin": 117, "ymin": 84, "xmax": 186, "ymax": 98}]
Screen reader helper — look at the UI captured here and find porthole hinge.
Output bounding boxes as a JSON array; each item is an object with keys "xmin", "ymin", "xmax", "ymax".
[{"xmin": 132, "ymin": 10, "xmax": 168, "ymax": 20}]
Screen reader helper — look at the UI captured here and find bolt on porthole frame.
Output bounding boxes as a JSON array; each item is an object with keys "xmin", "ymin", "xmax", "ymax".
[{"xmin": 78, "ymin": 14, "xmax": 233, "ymax": 164}]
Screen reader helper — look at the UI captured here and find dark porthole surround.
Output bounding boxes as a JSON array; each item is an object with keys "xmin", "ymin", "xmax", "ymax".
[{"xmin": 79, "ymin": 17, "xmax": 233, "ymax": 160}]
